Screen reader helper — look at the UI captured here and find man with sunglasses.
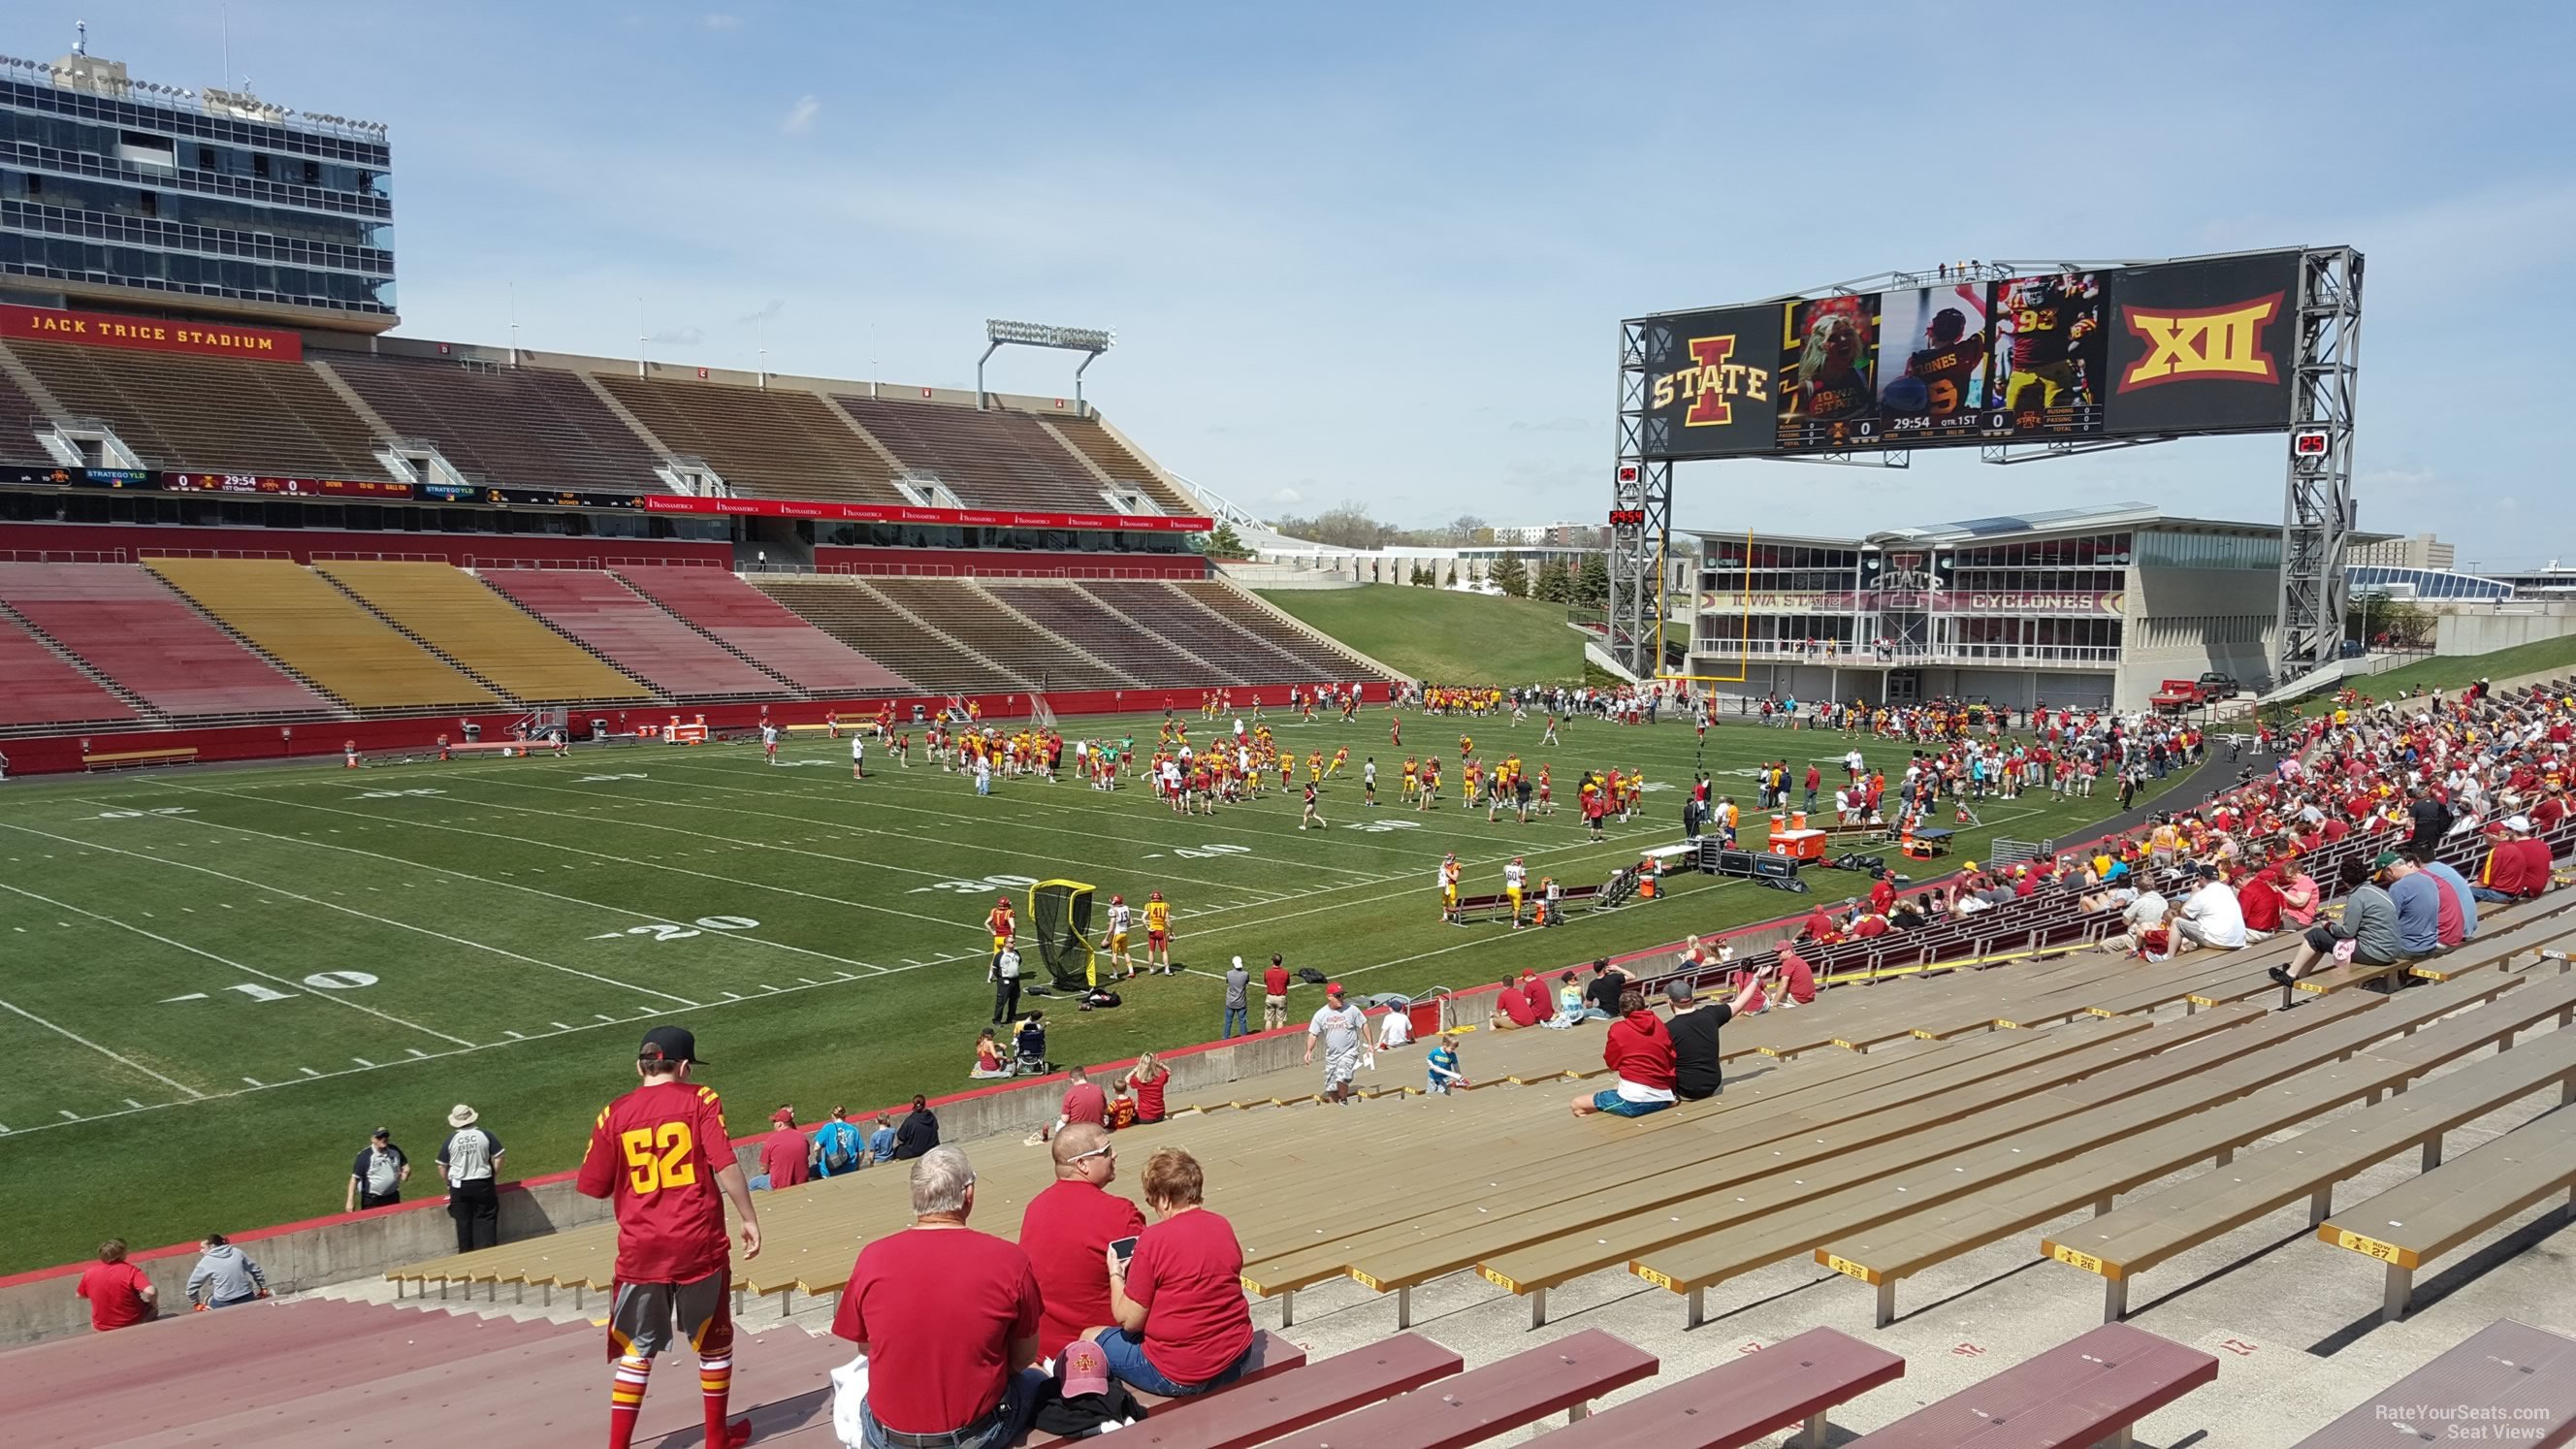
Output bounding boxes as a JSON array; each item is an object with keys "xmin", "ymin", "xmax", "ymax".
[{"xmin": 1016, "ymin": 1123, "xmax": 1147, "ymax": 1366}]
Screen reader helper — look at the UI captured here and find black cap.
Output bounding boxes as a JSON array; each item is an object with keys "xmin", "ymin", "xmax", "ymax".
[
  {"xmin": 371, "ymin": 1127, "xmax": 391, "ymax": 1140},
  {"xmin": 639, "ymin": 1025, "xmax": 703, "ymax": 1066}
]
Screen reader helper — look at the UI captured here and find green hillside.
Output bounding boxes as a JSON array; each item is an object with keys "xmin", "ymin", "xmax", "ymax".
[
  {"xmin": 1258, "ymin": 584, "xmax": 1589, "ymax": 683},
  {"xmin": 2346, "ymin": 634, "xmax": 2576, "ymax": 699}
]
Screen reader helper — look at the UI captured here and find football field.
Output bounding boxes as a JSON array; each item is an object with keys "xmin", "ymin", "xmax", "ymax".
[{"xmin": 0, "ymin": 708, "xmax": 2184, "ymax": 1272}]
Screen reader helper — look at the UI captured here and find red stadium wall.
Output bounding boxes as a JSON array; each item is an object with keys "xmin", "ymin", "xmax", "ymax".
[
  {"xmin": 0, "ymin": 523, "xmax": 732, "ymax": 568},
  {"xmin": 812, "ymin": 545, "xmax": 1208, "ymax": 579},
  {"xmin": 0, "ymin": 685, "xmax": 1396, "ymax": 777}
]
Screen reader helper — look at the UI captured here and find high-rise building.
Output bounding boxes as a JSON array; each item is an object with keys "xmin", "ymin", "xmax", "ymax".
[
  {"xmin": 0, "ymin": 37, "xmax": 395, "ymax": 330},
  {"xmin": 2345, "ymin": 532, "xmax": 2455, "ymax": 571}
]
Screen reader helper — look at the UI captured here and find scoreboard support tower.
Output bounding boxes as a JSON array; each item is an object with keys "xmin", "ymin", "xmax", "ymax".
[
  {"xmin": 1605, "ymin": 318, "xmax": 1668, "ymax": 679},
  {"xmin": 2276, "ymin": 247, "xmax": 2364, "ymax": 684}
]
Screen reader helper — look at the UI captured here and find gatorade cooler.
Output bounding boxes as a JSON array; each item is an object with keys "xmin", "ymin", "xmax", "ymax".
[{"xmin": 1790, "ymin": 810, "xmax": 1809, "ymax": 829}]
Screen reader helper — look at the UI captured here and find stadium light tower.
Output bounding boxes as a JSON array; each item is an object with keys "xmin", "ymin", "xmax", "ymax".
[{"xmin": 980, "ymin": 319, "xmax": 1114, "ymax": 413}]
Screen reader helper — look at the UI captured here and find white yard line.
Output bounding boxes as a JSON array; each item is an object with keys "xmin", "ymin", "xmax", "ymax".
[
  {"xmin": 0, "ymin": 876, "xmax": 480, "ymax": 1046},
  {"xmin": 0, "ymin": 996, "xmax": 207, "ymax": 1098}
]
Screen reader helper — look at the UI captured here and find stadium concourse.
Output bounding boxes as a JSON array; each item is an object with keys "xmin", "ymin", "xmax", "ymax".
[{"xmin": 20, "ymin": 679, "xmax": 2576, "ymax": 1445}]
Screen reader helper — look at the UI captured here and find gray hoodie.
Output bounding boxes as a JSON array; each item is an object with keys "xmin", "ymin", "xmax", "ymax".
[{"xmin": 186, "ymin": 1242, "xmax": 267, "ymax": 1306}]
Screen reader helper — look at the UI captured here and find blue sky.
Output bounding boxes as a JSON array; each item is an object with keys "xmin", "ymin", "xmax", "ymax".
[{"xmin": 40, "ymin": 2, "xmax": 2576, "ymax": 565}]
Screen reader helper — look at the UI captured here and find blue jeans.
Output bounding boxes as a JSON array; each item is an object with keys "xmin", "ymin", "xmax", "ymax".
[
  {"xmin": 1094, "ymin": 1327, "xmax": 1250, "ymax": 1398},
  {"xmin": 2471, "ymin": 886, "xmax": 2516, "ymax": 905},
  {"xmin": 976, "ymin": 774, "xmax": 991, "ymax": 795},
  {"xmin": 1224, "ymin": 1005, "xmax": 1249, "ymax": 1038},
  {"xmin": 1589, "ymin": 1088, "xmax": 1673, "ymax": 1118},
  {"xmin": 861, "ymin": 1367, "xmax": 1043, "ymax": 1449}
]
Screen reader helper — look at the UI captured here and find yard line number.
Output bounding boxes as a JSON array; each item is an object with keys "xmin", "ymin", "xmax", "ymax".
[{"xmin": 589, "ymin": 915, "xmax": 763, "ymax": 942}]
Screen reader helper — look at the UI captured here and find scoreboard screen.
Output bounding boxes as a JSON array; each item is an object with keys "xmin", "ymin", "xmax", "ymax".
[{"xmin": 1637, "ymin": 248, "xmax": 2302, "ymax": 462}]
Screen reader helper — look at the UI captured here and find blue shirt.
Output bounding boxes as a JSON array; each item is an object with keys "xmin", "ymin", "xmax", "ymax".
[
  {"xmin": 2389, "ymin": 870, "xmax": 2442, "ymax": 955},
  {"xmin": 2423, "ymin": 859, "xmax": 2479, "ymax": 940},
  {"xmin": 866, "ymin": 1127, "xmax": 897, "ymax": 1162},
  {"xmin": 811, "ymin": 1120, "xmax": 864, "ymax": 1177},
  {"xmin": 1427, "ymin": 1045, "xmax": 1461, "ymax": 1090}
]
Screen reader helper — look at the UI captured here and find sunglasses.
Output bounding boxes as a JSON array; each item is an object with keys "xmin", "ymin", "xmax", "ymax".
[{"xmin": 1068, "ymin": 1144, "xmax": 1115, "ymax": 1164}]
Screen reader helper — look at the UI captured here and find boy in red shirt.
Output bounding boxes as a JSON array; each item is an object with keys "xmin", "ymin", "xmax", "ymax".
[
  {"xmin": 575, "ymin": 1026, "xmax": 762, "ymax": 1449},
  {"xmin": 76, "ymin": 1239, "xmax": 157, "ymax": 1332}
]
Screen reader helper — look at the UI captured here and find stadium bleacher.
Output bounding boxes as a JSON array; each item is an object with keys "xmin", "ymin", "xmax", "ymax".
[
  {"xmin": 0, "ymin": 562, "xmax": 334, "ymax": 720},
  {"xmin": 318, "ymin": 353, "xmax": 667, "ymax": 494},
  {"xmin": 145, "ymin": 558, "xmax": 503, "ymax": 712},
  {"xmin": 747, "ymin": 575, "xmax": 1032, "ymax": 694},
  {"xmin": 835, "ymin": 395, "xmax": 1121, "ymax": 514},
  {"xmin": 611, "ymin": 565, "xmax": 917, "ymax": 695},
  {"xmin": 479, "ymin": 568, "xmax": 789, "ymax": 700},
  {"xmin": 984, "ymin": 579, "xmax": 1248, "ymax": 687},
  {"xmin": 1172, "ymin": 578, "xmax": 1384, "ymax": 677},
  {"xmin": 0, "ymin": 610, "xmax": 142, "ymax": 729},
  {"xmin": 0, "ymin": 362, "xmax": 53, "ymax": 463},
  {"xmin": 313, "ymin": 561, "xmax": 657, "ymax": 705},
  {"xmin": 2, "ymin": 339, "xmax": 386, "ymax": 480},
  {"xmin": 1042, "ymin": 412, "xmax": 1204, "ymax": 518},
  {"xmin": 1079, "ymin": 581, "xmax": 1319, "ymax": 681},
  {"xmin": 592, "ymin": 373, "xmax": 906, "ymax": 504},
  {"xmin": 866, "ymin": 576, "xmax": 1135, "ymax": 692}
]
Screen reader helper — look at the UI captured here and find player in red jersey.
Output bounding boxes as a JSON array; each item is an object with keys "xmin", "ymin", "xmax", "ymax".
[{"xmin": 575, "ymin": 1026, "xmax": 762, "ymax": 1449}]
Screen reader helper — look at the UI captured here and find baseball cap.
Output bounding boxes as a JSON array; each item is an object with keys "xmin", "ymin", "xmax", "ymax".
[
  {"xmin": 639, "ymin": 1025, "xmax": 704, "ymax": 1066},
  {"xmin": 370, "ymin": 1127, "xmax": 391, "ymax": 1140},
  {"xmin": 2371, "ymin": 851, "xmax": 2402, "ymax": 872},
  {"xmin": 770, "ymin": 1106, "xmax": 796, "ymax": 1125},
  {"xmin": 2505, "ymin": 814, "xmax": 2534, "ymax": 832},
  {"xmin": 1325, "ymin": 982, "xmax": 1345, "ymax": 998},
  {"xmin": 1060, "ymin": 1338, "xmax": 1111, "ymax": 1398}
]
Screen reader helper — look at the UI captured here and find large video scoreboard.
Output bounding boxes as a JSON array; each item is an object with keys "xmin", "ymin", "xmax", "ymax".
[{"xmin": 1636, "ymin": 249, "xmax": 2302, "ymax": 461}]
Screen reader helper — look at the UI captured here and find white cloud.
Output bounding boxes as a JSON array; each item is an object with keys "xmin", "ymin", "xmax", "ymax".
[{"xmin": 781, "ymin": 95, "xmax": 821, "ymax": 134}]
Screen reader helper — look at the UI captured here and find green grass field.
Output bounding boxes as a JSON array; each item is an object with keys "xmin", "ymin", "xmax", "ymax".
[
  {"xmin": 2340, "ymin": 634, "xmax": 2576, "ymax": 700},
  {"xmin": 1256, "ymin": 585, "xmax": 1589, "ymax": 684},
  {"xmin": 0, "ymin": 708, "xmax": 2188, "ymax": 1272}
]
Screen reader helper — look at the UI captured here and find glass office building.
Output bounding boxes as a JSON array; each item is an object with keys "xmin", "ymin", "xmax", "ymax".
[{"xmin": 0, "ymin": 47, "xmax": 393, "ymax": 327}]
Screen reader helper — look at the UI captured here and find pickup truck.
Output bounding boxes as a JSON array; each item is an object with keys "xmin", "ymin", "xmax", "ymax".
[
  {"xmin": 2195, "ymin": 671, "xmax": 2240, "ymax": 702},
  {"xmin": 2150, "ymin": 678, "xmax": 2211, "ymax": 712}
]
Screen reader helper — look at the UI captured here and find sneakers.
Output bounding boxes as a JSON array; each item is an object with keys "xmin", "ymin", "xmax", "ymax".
[{"xmin": 2268, "ymin": 965, "xmax": 2294, "ymax": 989}]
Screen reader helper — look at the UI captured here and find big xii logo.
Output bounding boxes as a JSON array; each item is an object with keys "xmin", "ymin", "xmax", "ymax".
[
  {"xmin": 1652, "ymin": 332, "xmax": 1771, "ymax": 426},
  {"xmin": 2117, "ymin": 292, "xmax": 2284, "ymax": 391}
]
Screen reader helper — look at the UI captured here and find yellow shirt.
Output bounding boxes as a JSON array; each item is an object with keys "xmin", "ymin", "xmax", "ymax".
[{"xmin": 1144, "ymin": 902, "xmax": 1171, "ymax": 932}]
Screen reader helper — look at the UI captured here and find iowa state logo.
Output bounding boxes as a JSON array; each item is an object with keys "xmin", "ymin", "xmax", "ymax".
[
  {"xmin": 1651, "ymin": 334, "xmax": 1772, "ymax": 425},
  {"xmin": 2117, "ymin": 293, "xmax": 2284, "ymax": 391}
]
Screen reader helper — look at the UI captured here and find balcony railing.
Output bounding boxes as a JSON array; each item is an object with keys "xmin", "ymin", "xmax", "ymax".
[{"xmin": 1697, "ymin": 642, "xmax": 2123, "ymax": 668}]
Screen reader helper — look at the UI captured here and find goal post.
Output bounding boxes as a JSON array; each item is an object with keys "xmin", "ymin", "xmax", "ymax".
[{"xmin": 1029, "ymin": 879, "xmax": 1097, "ymax": 990}]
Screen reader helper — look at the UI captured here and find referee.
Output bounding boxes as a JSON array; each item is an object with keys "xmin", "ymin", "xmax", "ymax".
[{"xmin": 989, "ymin": 941, "xmax": 1023, "ymax": 1025}]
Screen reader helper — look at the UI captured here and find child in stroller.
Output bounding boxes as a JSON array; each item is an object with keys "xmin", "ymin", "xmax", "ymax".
[{"xmin": 1012, "ymin": 1012, "xmax": 1052, "ymax": 1077}]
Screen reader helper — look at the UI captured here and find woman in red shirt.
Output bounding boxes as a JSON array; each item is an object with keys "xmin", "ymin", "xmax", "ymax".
[
  {"xmin": 1571, "ymin": 990, "xmax": 1676, "ymax": 1118},
  {"xmin": 1128, "ymin": 1051, "xmax": 1169, "ymax": 1125},
  {"xmin": 1090, "ymin": 1148, "xmax": 1254, "ymax": 1397}
]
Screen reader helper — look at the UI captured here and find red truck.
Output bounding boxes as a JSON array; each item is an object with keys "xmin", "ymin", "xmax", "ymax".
[{"xmin": 2151, "ymin": 673, "xmax": 2240, "ymax": 712}]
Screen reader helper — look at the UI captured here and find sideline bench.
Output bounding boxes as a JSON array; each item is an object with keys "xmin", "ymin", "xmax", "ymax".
[
  {"xmin": 1523, "ymin": 1327, "xmax": 1902, "ymax": 1449},
  {"xmin": 2041, "ymin": 1018, "xmax": 2576, "ymax": 1321},
  {"xmin": 1848, "ymin": 1323, "xmax": 2213, "ymax": 1449},
  {"xmin": 1259, "ymin": 1329, "xmax": 1658, "ymax": 1449},
  {"xmin": 2288, "ymin": 1318, "xmax": 2576, "ymax": 1448},
  {"xmin": 1079, "ymin": 1333, "xmax": 1464, "ymax": 1449},
  {"xmin": 82, "ymin": 746, "xmax": 198, "ymax": 771},
  {"xmin": 2318, "ymin": 1105, "xmax": 2576, "ymax": 1323}
]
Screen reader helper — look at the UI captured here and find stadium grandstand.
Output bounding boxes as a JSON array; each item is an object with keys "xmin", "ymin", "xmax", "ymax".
[{"xmin": 7, "ymin": 24, "xmax": 2576, "ymax": 1449}]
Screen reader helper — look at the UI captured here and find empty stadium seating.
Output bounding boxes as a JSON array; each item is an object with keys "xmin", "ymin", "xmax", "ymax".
[
  {"xmin": 480, "ymin": 568, "xmax": 785, "ymax": 699},
  {"xmin": 612, "ymin": 566, "xmax": 915, "ymax": 694},
  {"xmin": 1079, "ymin": 581, "xmax": 1317, "ymax": 680},
  {"xmin": 4, "ymin": 339, "xmax": 386, "ymax": 480},
  {"xmin": 835, "ymin": 396, "xmax": 1111, "ymax": 514},
  {"xmin": 1043, "ymin": 413, "xmax": 1203, "ymax": 517},
  {"xmin": 145, "ymin": 559, "xmax": 501, "ymax": 712},
  {"xmin": 866, "ymin": 576, "xmax": 1131, "ymax": 691},
  {"xmin": 1174, "ymin": 578, "xmax": 1385, "ymax": 677},
  {"xmin": 0, "ymin": 562, "xmax": 332, "ymax": 719},
  {"xmin": 748, "ymin": 575, "xmax": 1029, "ymax": 694},
  {"xmin": 313, "ymin": 561, "xmax": 657, "ymax": 705},
  {"xmin": 0, "ymin": 362, "xmax": 52, "ymax": 463},
  {"xmin": 319, "ymin": 353, "xmax": 666, "ymax": 494},
  {"xmin": 593, "ymin": 373, "xmax": 904, "ymax": 504},
  {"xmin": 0, "ymin": 611, "xmax": 140, "ymax": 729},
  {"xmin": 984, "ymin": 579, "xmax": 1247, "ymax": 686}
]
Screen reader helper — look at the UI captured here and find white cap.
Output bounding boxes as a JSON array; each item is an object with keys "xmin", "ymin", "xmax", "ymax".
[
  {"xmin": 1233, "ymin": 955, "xmax": 1244, "ymax": 970},
  {"xmin": 2505, "ymin": 815, "xmax": 2534, "ymax": 832}
]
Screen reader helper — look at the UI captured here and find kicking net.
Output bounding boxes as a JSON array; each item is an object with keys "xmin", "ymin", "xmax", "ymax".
[{"xmin": 1029, "ymin": 879, "xmax": 1097, "ymax": 990}]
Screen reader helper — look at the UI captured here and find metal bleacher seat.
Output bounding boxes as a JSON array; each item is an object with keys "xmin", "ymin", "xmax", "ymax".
[
  {"xmin": 0, "ymin": 609, "xmax": 140, "ymax": 728},
  {"xmin": 321, "ymin": 352, "xmax": 666, "ymax": 494},
  {"xmin": 1078, "ymin": 582, "xmax": 1314, "ymax": 682},
  {"xmin": 835, "ymin": 395, "xmax": 1115, "ymax": 513},
  {"xmin": 1172, "ymin": 579, "xmax": 1382, "ymax": 678},
  {"xmin": 867, "ymin": 577, "xmax": 1134, "ymax": 691},
  {"xmin": 749, "ymin": 575, "xmax": 1029, "ymax": 694},
  {"xmin": 593, "ymin": 373, "xmax": 906, "ymax": 504},
  {"xmin": 480, "ymin": 568, "xmax": 787, "ymax": 700},
  {"xmin": 984, "ymin": 580, "xmax": 1246, "ymax": 687},
  {"xmin": 0, "ymin": 561, "xmax": 332, "ymax": 720},
  {"xmin": 614, "ymin": 566, "xmax": 915, "ymax": 694},
  {"xmin": 145, "ymin": 558, "xmax": 503, "ymax": 711},
  {"xmin": 2289, "ymin": 1319, "xmax": 2576, "ymax": 1448},
  {"xmin": 1043, "ymin": 413, "xmax": 1204, "ymax": 518},
  {"xmin": 7, "ymin": 338, "xmax": 386, "ymax": 480},
  {"xmin": 314, "ymin": 561, "xmax": 656, "ymax": 705}
]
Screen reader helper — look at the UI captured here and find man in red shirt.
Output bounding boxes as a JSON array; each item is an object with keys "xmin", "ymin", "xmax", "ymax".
[
  {"xmin": 1017, "ymin": 1123, "xmax": 1146, "ymax": 1362},
  {"xmin": 1867, "ymin": 872, "xmax": 1896, "ymax": 916},
  {"xmin": 1051, "ymin": 1066, "xmax": 1109, "ymax": 1140},
  {"xmin": 1261, "ymin": 953, "xmax": 1291, "ymax": 1030},
  {"xmin": 1087, "ymin": 1147, "xmax": 1256, "ymax": 1397},
  {"xmin": 2477, "ymin": 816, "xmax": 2552, "ymax": 903},
  {"xmin": 757, "ymin": 1107, "xmax": 811, "ymax": 1191},
  {"xmin": 574, "ymin": 1026, "xmax": 762, "ymax": 1449},
  {"xmin": 75, "ymin": 1239, "xmax": 157, "ymax": 1332},
  {"xmin": 1489, "ymin": 976, "xmax": 1543, "ymax": 1029},
  {"xmin": 1801, "ymin": 905, "xmax": 1843, "ymax": 945},
  {"xmin": 835, "ymin": 1145, "xmax": 1046, "ymax": 1445},
  {"xmin": 1771, "ymin": 943, "xmax": 1819, "ymax": 1007},
  {"xmin": 1520, "ymin": 970, "xmax": 1555, "ymax": 1021}
]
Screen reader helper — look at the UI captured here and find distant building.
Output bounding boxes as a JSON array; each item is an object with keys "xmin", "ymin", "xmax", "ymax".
[
  {"xmin": 1685, "ymin": 503, "xmax": 2286, "ymax": 712},
  {"xmin": 2347, "ymin": 532, "xmax": 2455, "ymax": 571},
  {"xmin": 1495, "ymin": 521, "xmax": 1608, "ymax": 548}
]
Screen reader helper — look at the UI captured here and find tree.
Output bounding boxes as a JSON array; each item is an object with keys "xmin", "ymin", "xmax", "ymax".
[
  {"xmin": 1533, "ymin": 556, "xmax": 1571, "ymax": 603},
  {"xmin": 1448, "ymin": 514, "xmax": 1488, "ymax": 543},
  {"xmin": 1444, "ymin": 560, "xmax": 1460, "ymax": 589},
  {"xmin": 1576, "ymin": 554, "xmax": 1611, "ymax": 607},
  {"xmin": 1493, "ymin": 554, "xmax": 1530, "ymax": 597},
  {"xmin": 1201, "ymin": 521, "xmax": 1250, "ymax": 561}
]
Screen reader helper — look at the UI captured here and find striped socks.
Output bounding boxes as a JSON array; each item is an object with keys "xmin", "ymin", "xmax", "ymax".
[
  {"xmin": 699, "ymin": 1353, "xmax": 749, "ymax": 1448},
  {"xmin": 607, "ymin": 1354, "xmax": 652, "ymax": 1449}
]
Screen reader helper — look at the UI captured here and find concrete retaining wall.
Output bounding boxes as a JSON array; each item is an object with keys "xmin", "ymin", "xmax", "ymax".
[{"xmin": 2437, "ymin": 605, "xmax": 2576, "ymax": 657}]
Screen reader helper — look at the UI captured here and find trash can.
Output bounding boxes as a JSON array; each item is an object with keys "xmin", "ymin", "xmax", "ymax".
[
  {"xmin": 590, "ymin": 718, "xmax": 608, "ymax": 741},
  {"xmin": 911, "ymin": 704, "xmax": 926, "ymax": 724},
  {"xmin": 461, "ymin": 722, "xmax": 482, "ymax": 743}
]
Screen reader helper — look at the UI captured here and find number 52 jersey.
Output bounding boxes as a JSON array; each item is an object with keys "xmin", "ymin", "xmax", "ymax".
[{"xmin": 575, "ymin": 1080, "xmax": 739, "ymax": 1284}]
